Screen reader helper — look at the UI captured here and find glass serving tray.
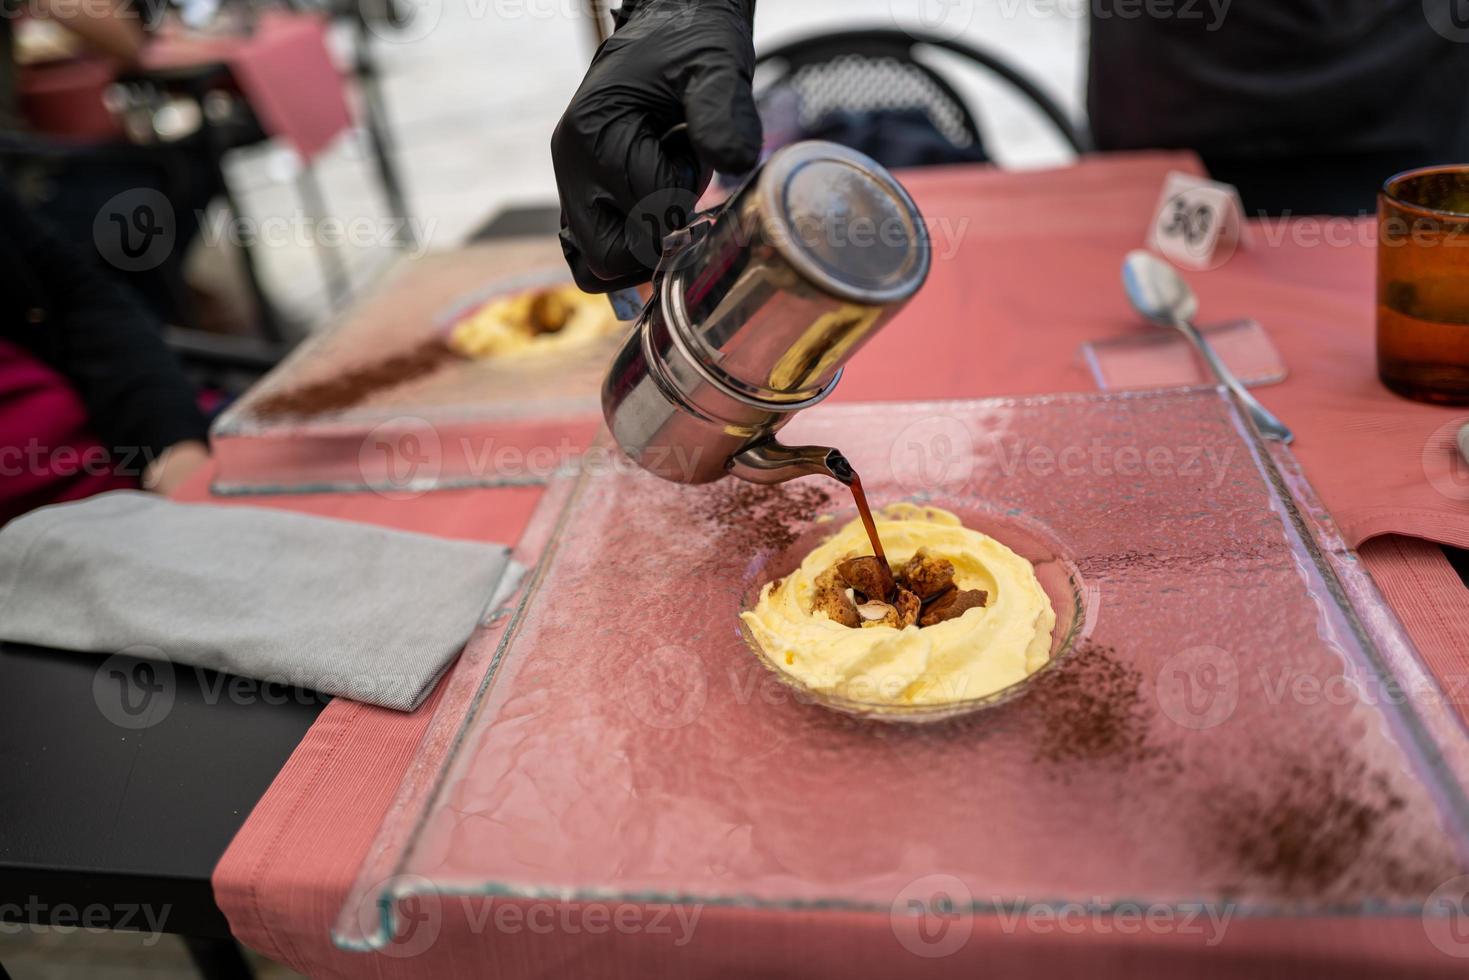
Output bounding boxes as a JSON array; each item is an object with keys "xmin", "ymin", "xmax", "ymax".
[
  {"xmin": 1080, "ymin": 318, "xmax": 1287, "ymax": 392},
  {"xmin": 333, "ymin": 389, "xmax": 1469, "ymax": 953},
  {"xmin": 209, "ymin": 241, "xmax": 629, "ymax": 495}
]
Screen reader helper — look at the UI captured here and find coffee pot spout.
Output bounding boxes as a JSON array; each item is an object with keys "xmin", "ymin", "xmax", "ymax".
[{"xmin": 726, "ymin": 441, "xmax": 855, "ymax": 486}]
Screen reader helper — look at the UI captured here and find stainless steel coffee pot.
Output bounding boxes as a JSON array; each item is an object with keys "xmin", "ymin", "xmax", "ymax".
[{"xmin": 601, "ymin": 141, "xmax": 930, "ymax": 485}]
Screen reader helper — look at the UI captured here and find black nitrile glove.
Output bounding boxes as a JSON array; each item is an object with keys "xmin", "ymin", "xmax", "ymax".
[{"xmin": 551, "ymin": 0, "xmax": 762, "ymax": 292}]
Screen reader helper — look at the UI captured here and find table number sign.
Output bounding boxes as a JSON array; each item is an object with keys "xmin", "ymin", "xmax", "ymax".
[{"xmin": 1147, "ymin": 171, "xmax": 1249, "ymax": 270}]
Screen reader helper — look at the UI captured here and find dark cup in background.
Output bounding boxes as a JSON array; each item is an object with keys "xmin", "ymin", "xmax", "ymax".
[{"xmin": 1378, "ymin": 166, "xmax": 1469, "ymax": 405}]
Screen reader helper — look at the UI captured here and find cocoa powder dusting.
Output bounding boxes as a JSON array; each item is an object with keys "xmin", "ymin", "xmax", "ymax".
[
  {"xmin": 1027, "ymin": 644, "xmax": 1175, "ymax": 774},
  {"xmin": 702, "ymin": 479, "xmax": 833, "ymax": 555},
  {"xmin": 1208, "ymin": 753, "xmax": 1447, "ymax": 898},
  {"xmin": 1078, "ymin": 547, "xmax": 1283, "ymax": 578},
  {"xmin": 252, "ymin": 339, "xmax": 456, "ymax": 419}
]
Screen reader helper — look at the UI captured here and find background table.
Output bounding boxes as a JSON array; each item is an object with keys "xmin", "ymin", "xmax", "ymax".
[
  {"xmin": 17, "ymin": 12, "xmax": 405, "ymax": 344},
  {"xmin": 210, "ymin": 153, "xmax": 1469, "ymax": 978},
  {"xmin": 3, "ymin": 152, "xmax": 1467, "ymax": 979}
]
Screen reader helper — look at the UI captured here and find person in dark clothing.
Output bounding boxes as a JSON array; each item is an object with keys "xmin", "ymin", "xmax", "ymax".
[
  {"xmin": 0, "ymin": 0, "xmax": 146, "ymax": 122},
  {"xmin": 550, "ymin": 0, "xmax": 1469, "ymax": 291},
  {"xmin": 0, "ymin": 0, "xmax": 221, "ymax": 325},
  {"xmin": 0, "ymin": 178, "xmax": 208, "ymax": 524},
  {"xmin": 1087, "ymin": 1, "xmax": 1469, "ymax": 215}
]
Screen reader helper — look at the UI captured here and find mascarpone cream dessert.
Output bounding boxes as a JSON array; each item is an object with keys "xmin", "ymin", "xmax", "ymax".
[
  {"xmin": 740, "ymin": 503, "xmax": 1055, "ymax": 706},
  {"xmin": 448, "ymin": 284, "xmax": 620, "ymax": 360}
]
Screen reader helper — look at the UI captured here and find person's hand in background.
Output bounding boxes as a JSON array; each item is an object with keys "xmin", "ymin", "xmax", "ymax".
[
  {"xmin": 141, "ymin": 439, "xmax": 210, "ymax": 496},
  {"xmin": 551, "ymin": 0, "xmax": 762, "ymax": 293},
  {"xmin": 0, "ymin": 180, "xmax": 210, "ymax": 523},
  {"xmin": 31, "ymin": 0, "xmax": 145, "ymax": 67}
]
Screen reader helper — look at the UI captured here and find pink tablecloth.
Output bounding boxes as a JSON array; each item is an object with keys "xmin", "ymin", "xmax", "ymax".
[
  {"xmin": 144, "ymin": 13, "xmax": 352, "ymax": 162},
  {"xmin": 196, "ymin": 152, "xmax": 1469, "ymax": 978},
  {"xmin": 21, "ymin": 13, "xmax": 350, "ymax": 161},
  {"xmin": 834, "ymin": 155, "xmax": 1469, "ymax": 551}
]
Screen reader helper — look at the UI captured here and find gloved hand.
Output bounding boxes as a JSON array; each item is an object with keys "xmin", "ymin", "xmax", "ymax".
[{"xmin": 551, "ymin": 0, "xmax": 762, "ymax": 292}]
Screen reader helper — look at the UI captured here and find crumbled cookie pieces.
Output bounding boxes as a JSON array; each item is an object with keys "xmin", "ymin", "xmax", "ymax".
[
  {"xmin": 836, "ymin": 556, "xmax": 896, "ymax": 603},
  {"xmin": 809, "ymin": 550, "xmax": 986, "ymax": 630},
  {"xmin": 902, "ymin": 549, "xmax": 955, "ymax": 600},
  {"xmin": 811, "ymin": 567, "xmax": 859, "ymax": 628},
  {"xmin": 918, "ymin": 588, "xmax": 990, "ymax": 627}
]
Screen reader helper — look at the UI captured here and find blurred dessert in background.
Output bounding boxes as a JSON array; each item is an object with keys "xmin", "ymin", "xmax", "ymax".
[{"xmin": 447, "ymin": 283, "xmax": 621, "ymax": 360}]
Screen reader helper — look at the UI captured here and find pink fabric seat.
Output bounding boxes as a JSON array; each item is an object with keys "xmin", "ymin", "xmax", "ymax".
[{"xmin": 0, "ymin": 338, "xmax": 134, "ymax": 525}]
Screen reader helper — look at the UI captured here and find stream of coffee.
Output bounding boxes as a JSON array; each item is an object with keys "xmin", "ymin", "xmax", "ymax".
[
  {"xmin": 848, "ymin": 474, "xmax": 887, "ymax": 565},
  {"xmin": 826, "ymin": 451, "xmax": 889, "ymax": 569}
]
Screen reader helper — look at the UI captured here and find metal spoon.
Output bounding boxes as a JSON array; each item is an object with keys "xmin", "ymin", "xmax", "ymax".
[{"xmin": 1122, "ymin": 250, "xmax": 1294, "ymax": 444}]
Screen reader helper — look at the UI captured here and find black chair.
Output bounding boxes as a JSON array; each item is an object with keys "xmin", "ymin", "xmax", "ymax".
[{"xmin": 754, "ymin": 28, "xmax": 1090, "ymax": 165}]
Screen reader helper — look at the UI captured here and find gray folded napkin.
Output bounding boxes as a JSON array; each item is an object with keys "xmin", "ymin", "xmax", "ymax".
[{"xmin": 0, "ymin": 491, "xmax": 512, "ymax": 711}]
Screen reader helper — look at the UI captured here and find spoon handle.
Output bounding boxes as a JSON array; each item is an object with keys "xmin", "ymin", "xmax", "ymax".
[{"xmin": 1173, "ymin": 316, "xmax": 1295, "ymax": 444}]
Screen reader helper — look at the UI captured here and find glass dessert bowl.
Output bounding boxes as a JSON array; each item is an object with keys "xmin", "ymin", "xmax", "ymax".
[{"xmin": 737, "ymin": 497, "xmax": 1090, "ymax": 723}]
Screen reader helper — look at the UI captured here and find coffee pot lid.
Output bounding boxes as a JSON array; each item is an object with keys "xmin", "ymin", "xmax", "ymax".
[{"xmin": 756, "ymin": 141, "xmax": 931, "ymax": 305}]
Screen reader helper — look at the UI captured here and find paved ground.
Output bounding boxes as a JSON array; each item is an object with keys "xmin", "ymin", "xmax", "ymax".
[
  {"xmin": 215, "ymin": 0, "xmax": 1084, "ymax": 332},
  {"xmin": 2, "ymin": 2, "xmax": 1082, "ymax": 975},
  {"xmin": 0, "ymin": 929, "xmax": 305, "ymax": 979}
]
